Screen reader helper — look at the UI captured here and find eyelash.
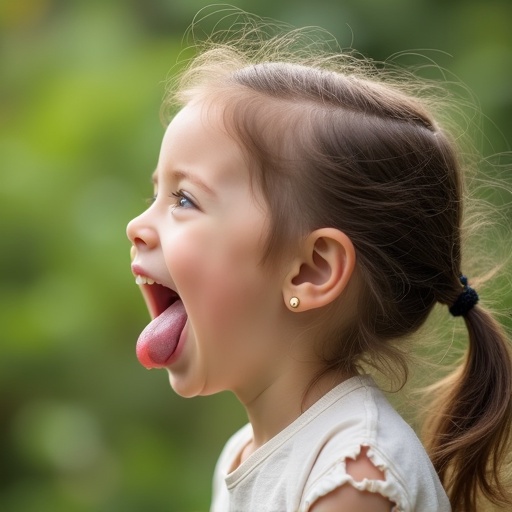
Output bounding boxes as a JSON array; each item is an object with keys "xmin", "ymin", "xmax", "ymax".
[
  {"xmin": 144, "ymin": 190, "xmax": 197, "ymax": 209},
  {"xmin": 171, "ymin": 190, "xmax": 196, "ymax": 209}
]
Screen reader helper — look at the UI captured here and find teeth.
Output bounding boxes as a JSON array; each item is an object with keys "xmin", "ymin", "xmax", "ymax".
[{"xmin": 135, "ymin": 275, "xmax": 156, "ymax": 285}]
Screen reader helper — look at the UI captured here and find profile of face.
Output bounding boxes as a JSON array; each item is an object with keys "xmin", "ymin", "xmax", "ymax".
[{"xmin": 126, "ymin": 101, "xmax": 293, "ymax": 401}]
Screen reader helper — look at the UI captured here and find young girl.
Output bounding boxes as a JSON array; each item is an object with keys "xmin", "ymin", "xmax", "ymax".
[{"xmin": 126, "ymin": 17, "xmax": 512, "ymax": 512}]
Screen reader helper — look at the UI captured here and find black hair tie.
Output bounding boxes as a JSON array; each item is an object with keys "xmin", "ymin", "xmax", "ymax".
[{"xmin": 449, "ymin": 275, "xmax": 479, "ymax": 317}]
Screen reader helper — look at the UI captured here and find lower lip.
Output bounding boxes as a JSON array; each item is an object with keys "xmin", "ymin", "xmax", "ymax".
[{"xmin": 164, "ymin": 321, "xmax": 188, "ymax": 367}]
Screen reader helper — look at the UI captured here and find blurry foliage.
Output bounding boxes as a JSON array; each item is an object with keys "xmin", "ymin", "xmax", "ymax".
[{"xmin": 0, "ymin": 0, "xmax": 511, "ymax": 511}]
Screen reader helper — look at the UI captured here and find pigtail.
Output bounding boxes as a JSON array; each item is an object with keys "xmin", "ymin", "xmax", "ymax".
[{"xmin": 424, "ymin": 305, "xmax": 512, "ymax": 511}]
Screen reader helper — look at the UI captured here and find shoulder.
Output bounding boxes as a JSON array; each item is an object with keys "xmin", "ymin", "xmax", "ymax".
[{"xmin": 300, "ymin": 378, "xmax": 449, "ymax": 512}]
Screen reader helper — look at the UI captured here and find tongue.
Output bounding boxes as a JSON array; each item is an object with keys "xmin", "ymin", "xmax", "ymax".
[{"xmin": 136, "ymin": 300, "xmax": 187, "ymax": 369}]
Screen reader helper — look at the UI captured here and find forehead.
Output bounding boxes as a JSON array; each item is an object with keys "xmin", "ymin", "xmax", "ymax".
[{"xmin": 157, "ymin": 101, "xmax": 250, "ymax": 187}]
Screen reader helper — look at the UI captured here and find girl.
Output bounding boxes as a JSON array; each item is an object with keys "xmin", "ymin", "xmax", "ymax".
[{"xmin": 126, "ymin": 16, "xmax": 512, "ymax": 512}]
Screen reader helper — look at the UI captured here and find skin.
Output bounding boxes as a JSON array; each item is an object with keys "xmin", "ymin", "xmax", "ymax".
[{"xmin": 127, "ymin": 99, "xmax": 393, "ymax": 510}]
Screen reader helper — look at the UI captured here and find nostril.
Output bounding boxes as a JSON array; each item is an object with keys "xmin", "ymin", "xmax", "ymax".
[
  {"xmin": 132, "ymin": 236, "xmax": 152, "ymax": 252},
  {"xmin": 132, "ymin": 230, "xmax": 158, "ymax": 250},
  {"xmin": 126, "ymin": 215, "xmax": 158, "ymax": 248}
]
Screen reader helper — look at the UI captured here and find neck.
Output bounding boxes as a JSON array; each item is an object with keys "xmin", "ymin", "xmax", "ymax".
[{"xmin": 236, "ymin": 365, "xmax": 353, "ymax": 460}]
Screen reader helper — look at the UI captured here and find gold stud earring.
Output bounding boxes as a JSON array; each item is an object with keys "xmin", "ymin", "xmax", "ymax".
[{"xmin": 289, "ymin": 297, "xmax": 300, "ymax": 309}]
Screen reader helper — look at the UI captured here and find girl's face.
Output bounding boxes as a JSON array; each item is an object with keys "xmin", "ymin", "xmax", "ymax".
[{"xmin": 127, "ymin": 101, "xmax": 291, "ymax": 401}]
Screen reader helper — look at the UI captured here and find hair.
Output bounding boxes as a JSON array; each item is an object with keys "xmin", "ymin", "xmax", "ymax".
[{"xmin": 163, "ymin": 11, "xmax": 512, "ymax": 511}]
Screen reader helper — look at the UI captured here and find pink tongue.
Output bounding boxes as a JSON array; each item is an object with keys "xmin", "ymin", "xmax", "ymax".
[{"xmin": 136, "ymin": 300, "xmax": 187, "ymax": 369}]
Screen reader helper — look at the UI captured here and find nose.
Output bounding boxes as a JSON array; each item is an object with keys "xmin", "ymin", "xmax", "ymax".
[{"xmin": 126, "ymin": 210, "xmax": 158, "ymax": 251}]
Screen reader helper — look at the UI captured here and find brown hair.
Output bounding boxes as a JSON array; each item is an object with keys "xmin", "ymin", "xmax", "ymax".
[{"xmin": 165, "ymin": 18, "xmax": 512, "ymax": 511}]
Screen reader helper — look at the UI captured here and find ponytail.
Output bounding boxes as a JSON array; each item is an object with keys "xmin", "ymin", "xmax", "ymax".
[{"xmin": 423, "ymin": 305, "xmax": 512, "ymax": 511}]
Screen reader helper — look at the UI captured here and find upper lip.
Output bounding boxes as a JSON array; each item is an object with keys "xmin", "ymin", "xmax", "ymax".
[{"xmin": 131, "ymin": 263, "xmax": 152, "ymax": 279}]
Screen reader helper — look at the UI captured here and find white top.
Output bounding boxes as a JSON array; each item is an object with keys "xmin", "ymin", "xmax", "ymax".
[{"xmin": 210, "ymin": 375, "xmax": 451, "ymax": 512}]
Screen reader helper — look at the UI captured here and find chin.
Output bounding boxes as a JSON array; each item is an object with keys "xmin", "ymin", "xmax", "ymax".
[
  {"xmin": 167, "ymin": 374, "xmax": 204, "ymax": 398},
  {"xmin": 167, "ymin": 373, "xmax": 225, "ymax": 398}
]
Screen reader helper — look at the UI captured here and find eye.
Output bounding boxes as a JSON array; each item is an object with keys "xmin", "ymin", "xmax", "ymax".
[
  {"xmin": 145, "ymin": 195, "xmax": 157, "ymax": 205},
  {"xmin": 171, "ymin": 190, "xmax": 196, "ymax": 209}
]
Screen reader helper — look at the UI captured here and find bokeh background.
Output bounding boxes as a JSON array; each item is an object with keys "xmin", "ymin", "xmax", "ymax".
[{"xmin": 1, "ymin": 1, "xmax": 511, "ymax": 511}]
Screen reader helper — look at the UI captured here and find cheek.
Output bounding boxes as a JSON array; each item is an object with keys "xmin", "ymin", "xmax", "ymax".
[{"xmin": 165, "ymin": 224, "xmax": 269, "ymax": 325}]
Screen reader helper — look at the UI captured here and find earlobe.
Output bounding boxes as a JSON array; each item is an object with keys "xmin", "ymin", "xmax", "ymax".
[{"xmin": 284, "ymin": 228, "xmax": 355, "ymax": 311}]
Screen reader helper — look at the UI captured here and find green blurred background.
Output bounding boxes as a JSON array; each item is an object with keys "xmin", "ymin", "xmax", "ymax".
[{"xmin": 1, "ymin": 1, "xmax": 511, "ymax": 511}]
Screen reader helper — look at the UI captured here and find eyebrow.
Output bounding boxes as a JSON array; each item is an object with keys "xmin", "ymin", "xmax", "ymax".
[{"xmin": 151, "ymin": 168, "xmax": 216, "ymax": 197}]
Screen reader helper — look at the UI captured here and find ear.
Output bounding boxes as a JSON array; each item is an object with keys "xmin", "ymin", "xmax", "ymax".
[{"xmin": 283, "ymin": 228, "xmax": 355, "ymax": 311}]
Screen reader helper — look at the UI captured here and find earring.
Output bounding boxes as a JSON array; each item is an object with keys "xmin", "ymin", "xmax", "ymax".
[{"xmin": 289, "ymin": 297, "xmax": 300, "ymax": 309}]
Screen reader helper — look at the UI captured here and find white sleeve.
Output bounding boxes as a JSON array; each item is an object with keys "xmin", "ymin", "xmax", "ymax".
[{"xmin": 300, "ymin": 444, "xmax": 408, "ymax": 512}]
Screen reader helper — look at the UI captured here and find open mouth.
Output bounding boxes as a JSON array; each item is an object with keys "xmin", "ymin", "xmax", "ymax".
[
  {"xmin": 138, "ymin": 279, "xmax": 181, "ymax": 320},
  {"xmin": 134, "ymin": 275, "xmax": 188, "ymax": 368}
]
